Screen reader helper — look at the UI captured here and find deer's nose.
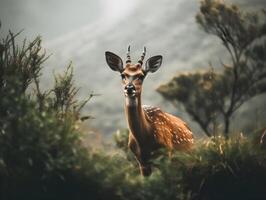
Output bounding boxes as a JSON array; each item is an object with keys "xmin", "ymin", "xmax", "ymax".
[{"xmin": 125, "ymin": 83, "xmax": 135, "ymax": 94}]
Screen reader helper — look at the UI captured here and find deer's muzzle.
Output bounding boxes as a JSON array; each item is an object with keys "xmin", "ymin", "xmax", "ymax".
[{"xmin": 124, "ymin": 83, "xmax": 136, "ymax": 97}]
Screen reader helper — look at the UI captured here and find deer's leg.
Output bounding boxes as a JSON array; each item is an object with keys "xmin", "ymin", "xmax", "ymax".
[
  {"xmin": 128, "ymin": 135, "xmax": 152, "ymax": 176},
  {"xmin": 128, "ymin": 134, "xmax": 139, "ymax": 157},
  {"xmin": 138, "ymin": 151, "xmax": 152, "ymax": 176}
]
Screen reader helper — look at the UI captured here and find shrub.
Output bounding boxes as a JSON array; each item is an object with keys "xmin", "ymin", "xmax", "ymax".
[
  {"xmin": 0, "ymin": 26, "xmax": 94, "ymax": 199},
  {"xmin": 112, "ymin": 128, "xmax": 266, "ymax": 200}
]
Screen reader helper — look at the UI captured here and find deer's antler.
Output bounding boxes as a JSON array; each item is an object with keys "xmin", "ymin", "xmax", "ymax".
[
  {"xmin": 126, "ymin": 45, "xmax": 131, "ymax": 63},
  {"xmin": 138, "ymin": 46, "xmax": 146, "ymax": 65}
]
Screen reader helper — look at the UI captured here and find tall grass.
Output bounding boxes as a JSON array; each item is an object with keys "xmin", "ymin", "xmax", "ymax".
[{"xmin": 112, "ymin": 129, "xmax": 266, "ymax": 200}]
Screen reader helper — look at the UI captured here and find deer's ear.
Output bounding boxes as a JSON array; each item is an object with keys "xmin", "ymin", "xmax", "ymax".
[
  {"xmin": 145, "ymin": 55, "xmax": 163, "ymax": 73},
  {"xmin": 105, "ymin": 51, "xmax": 124, "ymax": 72}
]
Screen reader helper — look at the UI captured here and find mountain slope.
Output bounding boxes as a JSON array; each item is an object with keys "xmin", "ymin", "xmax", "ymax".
[{"xmin": 42, "ymin": 0, "xmax": 266, "ymax": 136}]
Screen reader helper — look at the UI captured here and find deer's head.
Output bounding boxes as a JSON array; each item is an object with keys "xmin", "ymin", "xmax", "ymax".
[{"xmin": 105, "ymin": 46, "xmax": 163, "ymax": 98}]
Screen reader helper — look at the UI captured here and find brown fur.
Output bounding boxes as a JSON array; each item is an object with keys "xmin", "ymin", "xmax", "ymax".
[{"xmin": 123, "ymin": 64, "xmax": 194, "ymax": 176}]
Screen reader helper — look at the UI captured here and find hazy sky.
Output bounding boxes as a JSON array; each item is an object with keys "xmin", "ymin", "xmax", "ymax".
[
  {"xmin": 0, "ymin": 0, "xmax": 139, "ymax": 41},
  {"xmin": 0, "ymin": 0, "xmax": 265, "ymax": 41},
  {"xmin": 0, "ymin": 0, "xmax": 102, "ymax": 40}
]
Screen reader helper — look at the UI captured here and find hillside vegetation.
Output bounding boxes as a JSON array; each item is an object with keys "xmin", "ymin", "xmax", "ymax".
[
  {"xmin": 1, "ymin": 1, "xmax": 266, "ymax": 199},
  {"xmin": 0, "ymin": 26, "xmax": 266, "ymax": 200}
]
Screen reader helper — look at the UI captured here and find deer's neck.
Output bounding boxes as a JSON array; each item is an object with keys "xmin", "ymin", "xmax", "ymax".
[{"xmin": 125, "ymin": 95, "xmax": 150, "ymax": 141}]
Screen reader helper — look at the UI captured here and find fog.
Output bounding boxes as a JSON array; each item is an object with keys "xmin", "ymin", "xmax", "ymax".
[{"xmin": 1, "ymin": 0, "xmax": 265, "ymax": 137}]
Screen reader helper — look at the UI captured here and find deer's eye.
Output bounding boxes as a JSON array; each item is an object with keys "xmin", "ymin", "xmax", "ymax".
[
  {"xmin": 137, "ymin": 75, "xmax": 145, "ymax": 81},
  {"xmin": 121, "ymin": 74, "xmax": 126, "ymax": 80}
]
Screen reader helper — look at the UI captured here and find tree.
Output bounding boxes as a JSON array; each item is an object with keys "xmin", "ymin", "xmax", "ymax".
[{"xmin": 157, "ymin": 0, "xmax": 266, "ymax": 138}]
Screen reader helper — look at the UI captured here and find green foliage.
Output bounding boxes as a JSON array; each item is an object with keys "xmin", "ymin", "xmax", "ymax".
[
  {"xmin": 183, "ymin": 135, "xmax": 266, "ymax": 199},
  {"xmin": 158, "ymin": 71, "xmax": 222, "ymax": 137},
  {"xmin": 1, "ymin": 7, "xmax": 266, "ymax": 199},
  {"xmin": 0, "ymin": 31, "xmax": 46, "ymax": 96},
  {"xmin": 121, "ymin": 131, "xmax": 266, "ymax": 200},
  {"xmin": 111, "ymin": 127, "xmax": 266, "ymax": 200},
  {"xmin": 196, "ymin": 0, "xmax": 266, "ymax": 48},
  {"xmin": 52, "ymin": 64, "xmax": 93, "ymax": 120},
  {"xmin": 158, "ymin": 0, "xmax": 266, "ymax": 137},
  {"xmin": 0, "ymin": 27, "xmax": 94, "ymax": 199},
  {"xmin": 114, "ymin": 129, "xmax": 130, "ymax": 152}
]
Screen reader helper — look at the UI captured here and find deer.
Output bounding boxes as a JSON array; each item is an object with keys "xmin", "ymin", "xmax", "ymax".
[{"xmin": 105, "ymin": 46, "xmax": 194, "ymax": 176}]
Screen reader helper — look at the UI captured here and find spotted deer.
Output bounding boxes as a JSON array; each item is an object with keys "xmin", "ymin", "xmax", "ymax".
[{"xmin": 105, "ymin": 46, "xmax": 193, "ymax": 176}]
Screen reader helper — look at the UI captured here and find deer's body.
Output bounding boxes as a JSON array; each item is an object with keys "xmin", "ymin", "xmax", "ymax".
[{"xmin": 105, "ymin": 46, "xmax": 193, "ymax": 176}]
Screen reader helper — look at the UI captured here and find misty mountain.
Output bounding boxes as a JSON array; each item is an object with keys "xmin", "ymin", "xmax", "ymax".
[{"xmin": 42, "ymin": 0, "xmax": 266, "ymax": 137}]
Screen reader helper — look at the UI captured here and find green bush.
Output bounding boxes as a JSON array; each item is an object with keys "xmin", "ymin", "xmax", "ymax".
[
  {"xmin": 112, "ymin": 128, "xmax": 266, "ymax": 200},
  {"xmin": 0, "ymin": 27, "xmax": 95, "ymax": 199},
  {"xmin": 173, "ymin": 135, "xmax": 266, "ymax": 200},
  {"xmin": 1, "ymin": 24, "xmax": 266, "ymax": 200}
]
